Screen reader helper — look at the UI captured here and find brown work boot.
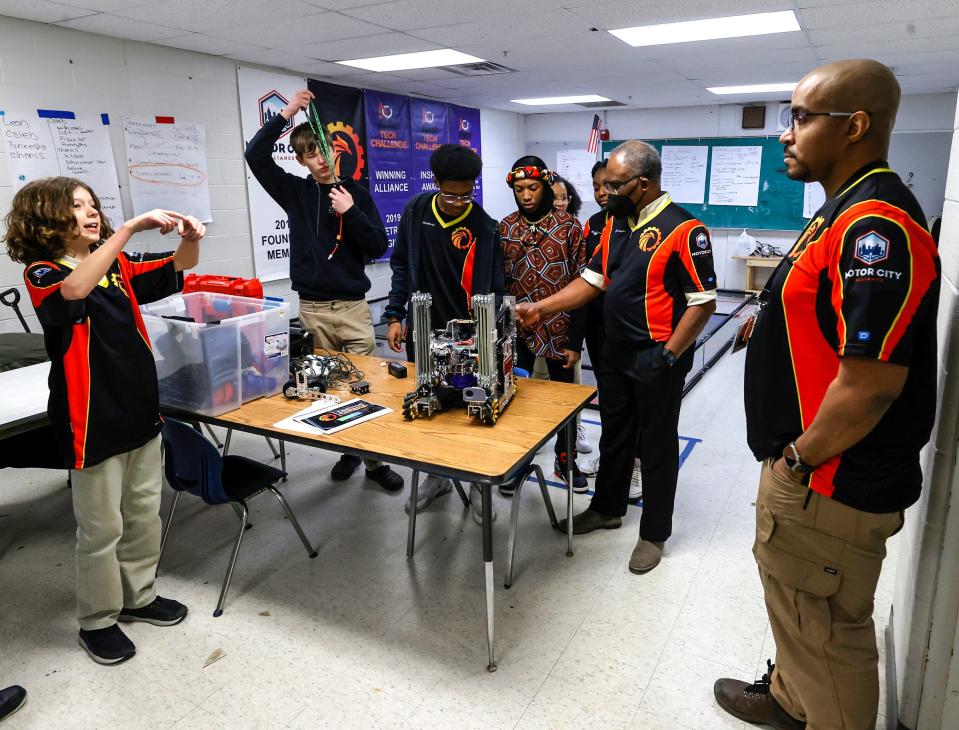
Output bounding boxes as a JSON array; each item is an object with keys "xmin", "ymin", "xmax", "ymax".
[
  {"xmin": 628, "ymin": 539, "xmax": 664, "ymax": 574},
  {"xmin": 714, "ymin": 661, "xmax": 806, "ymax": 729},
  {"xmin": 557, "ymin": 508, "xmax": 622, "ymax": 534}
]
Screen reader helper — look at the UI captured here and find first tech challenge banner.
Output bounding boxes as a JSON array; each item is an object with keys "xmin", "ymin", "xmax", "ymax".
[{"xmin": 364, "ymin": 90, "xmax": 411, "ymax": 260}]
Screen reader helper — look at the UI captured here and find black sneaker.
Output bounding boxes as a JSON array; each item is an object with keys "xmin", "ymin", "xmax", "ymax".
[
  {"xmin": 554, "ymin": 452, "xmax": 589, "ymax": 493},
  {"xmin": 331, "ymin": 454, "xmax": 362, "ymax": 481},
  {"xmin": 119, "ymin": 596, "xmax": 188, "ymax": 627},
  {"xmin": 366, "ymin": 465, "xmax": 404, "ymax": 492},
  {"xmin": 0, "ymin": 685, "xmax": 27, "ymax": 721},
  {"xmin": 78, "ymin": 625, "xmax": 136, "ymax": 665}
]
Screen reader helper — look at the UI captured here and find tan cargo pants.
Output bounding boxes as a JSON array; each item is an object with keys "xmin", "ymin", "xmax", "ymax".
[{"xmin": 754, "ymin": 458, "xmax": 903, "ymax": 730}]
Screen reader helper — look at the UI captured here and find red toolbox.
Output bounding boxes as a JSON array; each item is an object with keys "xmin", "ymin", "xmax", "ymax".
[{"xmin": 182, "ymin": 274, "xmax": 263, "ymax": 299}]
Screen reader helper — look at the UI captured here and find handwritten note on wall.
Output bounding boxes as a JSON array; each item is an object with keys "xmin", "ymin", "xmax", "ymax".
[
  {"xmin": 1, "ymin": 113, "xmax": 123, "ymax": 223},
  {"xmin": 661, "ymin": 145, "xmax": 708, "ymax": 205},
  {"xmin": 122, "ymin": 118, "xmax": 212, "ymax": 222},
  {"xmin": 708, "ymin": 146, "xmax": 762, "ymax": 207}
]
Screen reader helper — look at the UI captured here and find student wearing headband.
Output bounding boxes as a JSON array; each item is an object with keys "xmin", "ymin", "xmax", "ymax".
[{"xmin": 500, "ymin": 156, "xmax": 588, "ymax": 493}]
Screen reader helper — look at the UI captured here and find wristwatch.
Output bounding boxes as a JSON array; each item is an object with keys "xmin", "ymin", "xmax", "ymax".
[
  {"xmin": 387, "ymin": 318, "xmax": 401, "ymax": 325},
  {"xmin": 783, "ymin": 441, "xmax": 815, "ymax": 475},
  {"xmin": 662, "ymin": 346, "xmax": 677, "ymax": 368}
]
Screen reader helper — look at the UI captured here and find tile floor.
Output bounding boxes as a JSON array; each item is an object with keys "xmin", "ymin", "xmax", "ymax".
[{"xmin": 0, "ymin": 349, "xmax": 899, "ymax": 729}]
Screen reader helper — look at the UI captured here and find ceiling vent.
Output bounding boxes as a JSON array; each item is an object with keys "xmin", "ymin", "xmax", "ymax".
[
  {"xmin": 576, "ymin": 100, "xmax": 627, "ymax": 108},
  {"xmin": 442, "ymin": 61, "xmax": 515, "ymax": 76}
]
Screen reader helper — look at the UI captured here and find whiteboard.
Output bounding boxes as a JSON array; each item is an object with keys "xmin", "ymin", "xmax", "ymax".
[
  {"xmin": 1, "ymin": 112, "xmax": 124, "ymax": 224},
  {"xmin": 122, "ymin": 117, "xmax": 212, "ymax": 222}
]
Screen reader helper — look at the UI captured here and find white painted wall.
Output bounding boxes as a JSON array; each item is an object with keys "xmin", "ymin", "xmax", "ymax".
[
  {"xmin": 0, "ymin": 15, "xmax": 525, "ymax": 331},
  {"xmin": 891, "ymin": 91, "xmax": 959, "ymax": 730},
  {"xmin": 524, "ymin": 95, "xmax": 955, "ymax": 291}
]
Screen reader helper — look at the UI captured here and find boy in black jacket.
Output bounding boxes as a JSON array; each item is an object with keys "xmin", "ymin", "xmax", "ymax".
[
  {"xmin": 385, "ymin": 144, "xmax": 505, "ymax": 521},
  {"xmin": 245, "ymin": 88, "xmax": 402, "ymax": 491}
]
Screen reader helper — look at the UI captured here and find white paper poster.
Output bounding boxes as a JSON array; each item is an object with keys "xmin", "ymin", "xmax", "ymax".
[
  {"xmin": 555, "ymin": 148, "xmax": 596, "ymax": 206},
  {"xmin": 660, "ymin": 145, "xmax": 708, "ymax": 205},
  {"xmin": 237, "ymin": 66, "xmax": 308, "ymax": 283},
  {"xmin": 1, "ymin": 112, "xmax": 123, "ymax": 223},
  {"xmin": 708, "ymin": 146, "xmax": 762, "ymax": 206},
  {"xmin": 803, "ymin": 182, "xmax": 827, "ymax": 218},
  {"xmin": 123, "ymin": 117, "xmax": 212, "ymax": 223}
]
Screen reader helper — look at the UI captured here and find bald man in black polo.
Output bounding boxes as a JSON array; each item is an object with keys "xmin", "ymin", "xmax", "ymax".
[{"xmin": 714, "ymin": 60, "xmax": 940, "ymax": 730}]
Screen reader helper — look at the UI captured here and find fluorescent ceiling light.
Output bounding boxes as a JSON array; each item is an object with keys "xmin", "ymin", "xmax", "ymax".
[
  {"xmin": 336, "ymin": 49, "xmax": 484, "ymax": 72},
  {"xmin": 707, "ymin": 83, "xmax": 797, "ymax": 95},
  {"xmin": 610, "ymin": 10, "xmax": 801, "ymax": 47},
  {"xmin": 510, "ymin": 95, "xmax": 611, "ymax": 106}
]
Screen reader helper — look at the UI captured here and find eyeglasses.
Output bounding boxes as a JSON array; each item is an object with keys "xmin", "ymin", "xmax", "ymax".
[
  {"xmin": 788, "ymin": 109, "xmax": 862, "ymax": 129},
  {"xmin": 602, "ymin": 175, "xmax": 641, "ymax": 194},
  {"xmin": 438, "ymin": 192, "xmax": 475, "ymax": 204}
]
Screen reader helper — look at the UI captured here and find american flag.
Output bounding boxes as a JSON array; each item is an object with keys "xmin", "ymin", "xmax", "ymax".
[{"xmin": 587, "ymin": 114, "xmax": 604, "ymax": 154}]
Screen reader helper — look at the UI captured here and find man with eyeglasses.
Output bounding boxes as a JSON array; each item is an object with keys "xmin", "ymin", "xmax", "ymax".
[
  {"xmin": 385, "ymin": 143, "xmax": 506, "ymax": 521},
  {"xmin": 515, "ymin": 141, "xmax": 717, "ymax": 574},
  {"xmin": 714, "ymin": 60, "xmax": 940, "ymax": 730}
]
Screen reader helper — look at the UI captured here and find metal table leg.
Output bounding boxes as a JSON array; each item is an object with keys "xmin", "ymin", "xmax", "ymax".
[
  {"xmin": 451, "ymin": 479, "xmax": 471, "ymax": 508},
  {"xmin": 406, "ymin": 469, "xmax": 421, "ymax": 557},
  {"xmin": 481, "ymin": 480, "xmax": 496, "ymax": 672},
  {"xmin": 566, "ymin": 419, "xmax": 574, "ymax": 557}
]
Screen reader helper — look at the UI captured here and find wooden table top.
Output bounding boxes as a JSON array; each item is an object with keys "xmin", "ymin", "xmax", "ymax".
[
  {"xmin": 178, "ymin": 353, "xmax": 596, "ymax": 483},
  {"xmin": 731, "ymin": 255, "xmax": 783, "ymax": 266}
]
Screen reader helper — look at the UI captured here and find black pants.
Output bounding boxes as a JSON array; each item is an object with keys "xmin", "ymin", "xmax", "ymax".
[
  {"xmin": 583, "ymin": 295, "xmax": 606, "ymax": 375},
  {"xmin": 589, "ymin": 340, "xmax": 690, "ymax": 542},
  {"xmin": 516, "ymin": 339, "xmax": 575, "ymax": 459}
]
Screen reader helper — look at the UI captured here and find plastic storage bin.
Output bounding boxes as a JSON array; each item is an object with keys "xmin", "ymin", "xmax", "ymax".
[{"xmin": 140, "ymin": 292, "xmax": 291, "ymax": 416}]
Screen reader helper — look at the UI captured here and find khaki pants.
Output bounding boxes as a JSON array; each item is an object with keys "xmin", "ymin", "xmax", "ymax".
[
  {"xmin": 297, "ymin": 298, "xmax": 382, "ymax": 471},
  {"xmin": 71, "ymin": 435, "xmax": 163, "ymax": 630},
  {"xmin": 754, "ymin": 459, "xmax": 903, "ymax": 730}
]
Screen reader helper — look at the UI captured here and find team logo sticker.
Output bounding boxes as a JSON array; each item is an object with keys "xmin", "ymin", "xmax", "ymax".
[
  {"xmin": 258, "ymin": 90, "xmax": 293, "ymax": 138},
  {"xmin": 450, "ymin": 226, "xmax": 475, "ymax": 251},
  {"xmin": 854, "ymin": 231, "xmax": 889, "ymax": 265},
  {"xmin": 637, "ymin": 226, "xmax": 662, "ymax": 252},
  {"xmin": 31, "ymin": 266, "xmax": 51, "ymax": 280},
  {"xmin": 695, "ymin": 231, "xmax": 709, "ymax": 249}
]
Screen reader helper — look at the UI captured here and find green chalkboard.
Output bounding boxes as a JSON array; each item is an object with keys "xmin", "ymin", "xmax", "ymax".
[{"xmin": 602, "ymin": 137, "xmax": 807, "ymax": 231}]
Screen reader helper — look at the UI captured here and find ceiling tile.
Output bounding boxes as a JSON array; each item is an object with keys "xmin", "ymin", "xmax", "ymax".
[
  {"xmin": 153, "ymin": 33, "xmax": 265, "ymax": 56},
  {"xmin": 58, "ymin": 1, "xmax": 153, "ymax": 10},
  {"xmin": 54, "ymin": 13, "xmax": 184, "ymax": 42},
  {"xmin": 799, "ymin": 0, "xmax": 959, "ymax": 30},
  {"xmin": 112, "ymin": 0, "xmax": 323, "ymax": 33},
  {"xmin": 809, "ymin": 16, "xmax": 959, "ymax": 46},
  {"xmin": 340, "ymin": 0, "xmax": 549, "ymax": 32},
  {"xmin": 207, "ymin": 10, "xmax": 386, "ymax": 45},
  {"xmin": 0, "ymin": 0, "xmax": 94, "ymax": 23},
  {"xmin": 301, "ymin": 31, "xmax": 440, "ymax": 61},
  {"xmin": 406, "ymin": 9, "xmax": 589, "ymax": 47}
]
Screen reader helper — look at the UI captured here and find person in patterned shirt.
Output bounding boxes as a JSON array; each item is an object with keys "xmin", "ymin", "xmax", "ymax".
[{"xmin": 500, "ymin": 156, "xmax": 588, "ymax": 491}]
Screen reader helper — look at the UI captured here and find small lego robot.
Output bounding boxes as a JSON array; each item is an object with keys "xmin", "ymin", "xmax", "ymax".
[{"xmin": 402, "ymin": 292, "xmax": 517, "ymax": 425}]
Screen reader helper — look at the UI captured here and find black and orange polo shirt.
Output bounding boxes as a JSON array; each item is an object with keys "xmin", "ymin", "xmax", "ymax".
[
  {"xmin": 745, "ymin": 161, "xmax": 940, "ymax": 512},
  {"xmin": 24, "ymin": 251, "xmax": 182, "ymax": 470},
  {"xmin": 582, "ymin": 193, "xmax": 717, "ymax": 345},
  {"xmin": 417, "ymin": 195, "xmax": 482, "ymax": 324},
  {"xmin": 583, "ymin": 210, "xmax": 609, "ymax": 260}
]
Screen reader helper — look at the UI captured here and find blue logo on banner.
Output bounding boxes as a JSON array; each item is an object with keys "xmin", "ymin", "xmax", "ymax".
[
  {"xmin": 854, "ymin": 231, "xmax": 889, "ymax": 265},
  {"xmin": 258, "ymin": 90, "xmax": 292, "ymax": 136}
]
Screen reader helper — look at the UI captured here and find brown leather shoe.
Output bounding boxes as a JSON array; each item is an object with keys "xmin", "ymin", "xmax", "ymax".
[
  {"xmin": 714, "ymin": 661, "xmax": 805, "ymax": 729},
  {"xmin": 628, "ymin": 539, "xmax": 664, "ymax": 574},
  {"xmin": 557, "ymin": 508, "xmax": 622, "ymax": 534}
]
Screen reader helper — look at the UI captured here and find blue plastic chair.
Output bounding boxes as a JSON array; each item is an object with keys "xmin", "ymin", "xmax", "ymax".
[{"xmin": 158, "ymin": 419, "xmax": 317, "ymax": 616}]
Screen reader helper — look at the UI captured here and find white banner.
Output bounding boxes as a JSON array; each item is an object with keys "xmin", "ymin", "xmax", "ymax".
[
  {"xmin": 237, "ymin": 66, "xmax": 307, "ymax": 283},
  {"xmin": 123, "ymin": 117, "xmax": 212, "ymax": 223},
  {"xmin": 1, "ymin": 112, "xmax": 124, "ymax": 224}
]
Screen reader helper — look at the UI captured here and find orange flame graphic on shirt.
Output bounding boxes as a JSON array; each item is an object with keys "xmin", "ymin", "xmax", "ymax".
[
  {"xmin": 637, "ymin": 226, "xmax": 662, "ymax": 252},
  {"xmin": 451, "ymin": 226, "xmax": 475, "ymax": 251}
]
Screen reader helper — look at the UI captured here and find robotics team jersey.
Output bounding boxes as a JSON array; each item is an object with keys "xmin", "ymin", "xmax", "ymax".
[
  {"xmin": 745, "ymin": 162, "xmax": 940, "ymax": 512},
  {"xmin": 582, "ymin": 210, "xmax": 609, "ymax": 260},
  {"xmin": 24, "ymin": 251, "xmax": 183, "ymax": 470},
  {"xmin": 582, "ymin": 194, "xmax": 717, "ymax": 345},
  {"xmin": 417, "ymin": 196, "xmax": 483, "ymax": 324}
]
